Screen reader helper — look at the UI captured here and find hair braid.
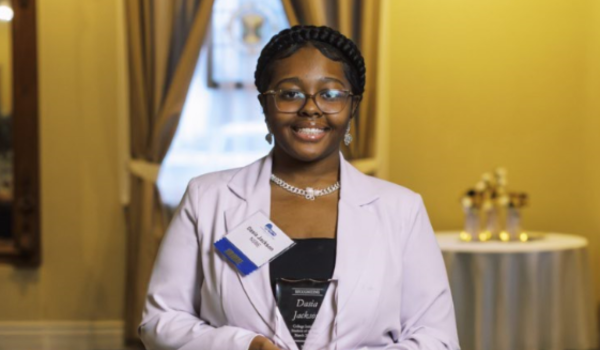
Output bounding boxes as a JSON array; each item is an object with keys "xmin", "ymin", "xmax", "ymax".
[{"xmin": 255, "ymin": 25, "xmax": 366, "ymax": 95}]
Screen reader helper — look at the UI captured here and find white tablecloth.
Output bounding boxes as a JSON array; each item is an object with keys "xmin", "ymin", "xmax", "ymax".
[{"xmin": 436, "ymin": 232, "xmax": 599, "ymax": 350}]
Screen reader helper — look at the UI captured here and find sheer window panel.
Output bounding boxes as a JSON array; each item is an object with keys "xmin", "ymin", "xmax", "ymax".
[{"xmin": 158, "ymin": 0, "xmax": 289, "ymax": 207}]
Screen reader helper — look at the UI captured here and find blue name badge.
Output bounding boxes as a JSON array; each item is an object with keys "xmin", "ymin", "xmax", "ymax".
[{"xmin": 215, "ymin": 212, "xmax": 295, "ymax": 276}]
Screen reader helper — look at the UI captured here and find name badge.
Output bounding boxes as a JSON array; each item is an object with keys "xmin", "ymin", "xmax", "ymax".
[{"xmin": 214, "ymin": 212, "xmax": 295, "ymax": 276}]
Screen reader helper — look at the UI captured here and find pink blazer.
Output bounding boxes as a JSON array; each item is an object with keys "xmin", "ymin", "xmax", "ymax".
[{"xmin": 139, "ymin": 153, "xmax": 460, "ymax": 350}]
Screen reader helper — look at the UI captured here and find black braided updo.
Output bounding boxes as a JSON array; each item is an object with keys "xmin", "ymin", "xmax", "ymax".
[{"xmin": 255, "ymin": 25, "xmax": 366, "ymax": 96}]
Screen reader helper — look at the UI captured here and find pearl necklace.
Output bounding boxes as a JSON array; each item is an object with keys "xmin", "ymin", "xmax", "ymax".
[{"xmin": 270, "ymin": 174, "xmax": 340, "ymax": 201}]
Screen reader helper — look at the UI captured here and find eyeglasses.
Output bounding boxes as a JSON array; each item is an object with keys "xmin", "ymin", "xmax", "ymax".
[{"xmin": 261, "ymin": 89, "xmax": 358, "ymax": 114}]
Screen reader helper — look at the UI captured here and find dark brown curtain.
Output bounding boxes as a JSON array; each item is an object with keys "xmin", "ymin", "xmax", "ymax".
[
  {"xmin": 124, "ymin": 0, "xmax": 214, "ymax": 342},
  {"xmin": 281, "ymin": 0, "xmax": 381, "ymax": 160}
]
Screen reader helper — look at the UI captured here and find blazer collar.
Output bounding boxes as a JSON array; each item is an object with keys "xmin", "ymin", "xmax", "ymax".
[{"xmin": 227, "ymin": 151, "xmax": 380, "ymax": 207}]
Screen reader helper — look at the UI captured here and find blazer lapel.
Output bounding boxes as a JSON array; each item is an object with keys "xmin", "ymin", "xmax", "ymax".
[
  {"xmin": 304, "ymin": 157, "xmax": 385, "ymax": 349},
  {"xmin": 332, "ymin": 199, "xmax": 386, "ymax": 349},
  {"xmin": 223, "ymin": 153, "xmax": 298, "ymax": 350},
  {"xmin": 224, "ymin": 204, "xmax": 275, "ymax": 330}
]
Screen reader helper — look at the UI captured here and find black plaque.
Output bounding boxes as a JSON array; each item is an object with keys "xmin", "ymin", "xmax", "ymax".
[{"xmin": 275, "ymin": 278, "xmax": 330, "ymax": 349}]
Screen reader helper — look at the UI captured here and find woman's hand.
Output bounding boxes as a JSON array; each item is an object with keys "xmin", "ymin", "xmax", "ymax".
[{"xmin": 249, "ymin": 335, "xmax": 282, "ymax": 350}]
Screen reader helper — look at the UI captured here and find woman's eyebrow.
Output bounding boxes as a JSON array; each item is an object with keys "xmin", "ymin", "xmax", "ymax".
[
  {"xmin": 275, "ymin": 77, "xmax": 301, "ymax": 87},
  {"xmin": 275, "ymin": 76, "xmax": 347, "ymax": 88},
  {"xmin": 320, "ymin": 77, "xmax": 346, "ymax": 85}
]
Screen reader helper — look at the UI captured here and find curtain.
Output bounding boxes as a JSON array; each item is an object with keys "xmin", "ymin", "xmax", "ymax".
[
  {"xmin": 281, "ymin": 0, "xmax": 381, "ymax": 160},
  {"xmin": 124, "ymin": 0, "xmax": 214, "ymax": 342}
]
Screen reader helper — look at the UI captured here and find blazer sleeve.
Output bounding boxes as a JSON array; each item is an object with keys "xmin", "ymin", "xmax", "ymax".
[
  {"xmin": 389, "ymin": 195, "xmax": 461, "ymax": 350},
  {"xmin": 138, "ymin": 182, "xmax": 260, "ymax": 350}
]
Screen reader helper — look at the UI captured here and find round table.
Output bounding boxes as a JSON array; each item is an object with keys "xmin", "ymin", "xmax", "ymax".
[{"xmin": 436, "ymin": 231, "xmax": 599, "ymax": 350}]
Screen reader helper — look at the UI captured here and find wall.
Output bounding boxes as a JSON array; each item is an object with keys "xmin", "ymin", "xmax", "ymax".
[
  {"xmin": 584, "ymin": 0, "xmax": 600, "ymax": 293},
  {"xmin": 387, "ymin": 0, "xmax": 600, "ymax": 302},
  {"xmin": 0, "ymin": 0, "xmax": 127, "ymax": 321}
]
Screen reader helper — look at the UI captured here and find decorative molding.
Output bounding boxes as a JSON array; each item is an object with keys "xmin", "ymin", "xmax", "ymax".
[
  {"xmin": 0, "ymin": 321, "xmax": 124, "ymax": 350},
  {"xmin": 375, "ymin": 0, "xmax": 391, "ymax": 180}
]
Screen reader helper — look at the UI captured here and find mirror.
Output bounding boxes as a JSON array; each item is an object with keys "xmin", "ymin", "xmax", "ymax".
[
  {"xmin": 0, "ymin": 0, "xmax": 14, "ymax": 241},
  {"xmin": 0, "ymin": 0, "xmax": 40, "ymax": 266}
]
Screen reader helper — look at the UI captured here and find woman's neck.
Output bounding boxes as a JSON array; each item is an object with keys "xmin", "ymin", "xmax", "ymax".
[{"xmin": 271, "ymin": 147, "xmax": 340, "ymax": 188}]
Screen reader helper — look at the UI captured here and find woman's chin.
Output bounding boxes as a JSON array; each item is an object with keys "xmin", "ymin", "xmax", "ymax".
[{"xmin": 277, "ymin": 142, "xmax": 339, "ymax": 163}]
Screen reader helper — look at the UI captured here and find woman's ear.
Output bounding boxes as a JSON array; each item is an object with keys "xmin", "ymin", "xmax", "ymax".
[{"xmin": 351, "ymin": 96, "xmax": 362, "ymax": 116}]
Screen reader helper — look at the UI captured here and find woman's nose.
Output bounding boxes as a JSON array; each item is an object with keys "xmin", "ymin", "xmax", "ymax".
[{"xmin": 298, "ymin": 95, "xmax": 323, "ymax": 118}]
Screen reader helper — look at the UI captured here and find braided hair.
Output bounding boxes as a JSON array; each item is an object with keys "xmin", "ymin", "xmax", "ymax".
[{"xmin": 255, "ymin": 25, "xmax": 366, "ymax": 96}]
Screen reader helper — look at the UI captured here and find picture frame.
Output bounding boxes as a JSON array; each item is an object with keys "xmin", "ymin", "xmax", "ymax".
[{"xmin": 0, "ymin": 0, "xmax": 40, "ymax": 266}]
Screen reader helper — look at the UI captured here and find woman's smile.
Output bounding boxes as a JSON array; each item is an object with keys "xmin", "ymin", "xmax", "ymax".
[{"xmin": 291, "ymin": 122, "xmax": 331, "ymax": 142}]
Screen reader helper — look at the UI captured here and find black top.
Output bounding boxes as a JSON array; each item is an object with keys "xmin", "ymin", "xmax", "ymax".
[{"xmin": 269, "ymin": 238, "xmax": 336, "ymax": 296}]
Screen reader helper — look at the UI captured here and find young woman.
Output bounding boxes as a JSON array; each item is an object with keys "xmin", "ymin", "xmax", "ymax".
[{"xmin": 139, "ymin": 25, "xmax": 460, "ymax": 350}]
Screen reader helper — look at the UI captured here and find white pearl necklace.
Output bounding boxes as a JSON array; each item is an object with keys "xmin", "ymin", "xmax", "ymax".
[{"xmin": 270, "ymin": 174, "xmax": 340, "ymax": 201}]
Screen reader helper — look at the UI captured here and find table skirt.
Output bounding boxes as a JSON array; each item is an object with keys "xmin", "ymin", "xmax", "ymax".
[{"xmin": 443, "ymin": 247, "xmax": 598, "ymax": 350}]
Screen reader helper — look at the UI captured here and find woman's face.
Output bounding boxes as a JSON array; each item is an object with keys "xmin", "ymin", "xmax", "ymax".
[{"xmin": 261, "ymin": 45, "xmax": 356, "ymax": 163}]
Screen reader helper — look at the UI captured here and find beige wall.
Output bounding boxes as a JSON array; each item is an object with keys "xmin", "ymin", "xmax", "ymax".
[
  {"xmin": 387, "ymin": 0, "xmax": 600, "ymax": 302},
  {"xmin": 0, "ymin": 0, "xmax": 127, "ymax": 320},
  {"xmin": 584, "ymin": 0, "xmax": 600, "ymax": 287}
]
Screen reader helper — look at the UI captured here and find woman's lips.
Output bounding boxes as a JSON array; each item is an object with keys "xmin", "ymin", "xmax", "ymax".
[{"xmin": 291, "ymin": 127, "xmax": 328, "ymax": 142}]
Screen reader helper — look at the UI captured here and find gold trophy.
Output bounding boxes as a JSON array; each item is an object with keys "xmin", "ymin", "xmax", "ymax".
[{"xmin": 460, "ymin": 168, "xmax": 530, "ymax": 242}]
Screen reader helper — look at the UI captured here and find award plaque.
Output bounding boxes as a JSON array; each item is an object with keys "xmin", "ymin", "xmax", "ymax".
[{"xmin": 275, "ymin": 278, "xmax": 330, "ymax": 349}]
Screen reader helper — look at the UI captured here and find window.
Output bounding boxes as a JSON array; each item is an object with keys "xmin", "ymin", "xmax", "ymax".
[{"xmin": 158, "ymin": 0, "xmax": 289, "ymax": 207}]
